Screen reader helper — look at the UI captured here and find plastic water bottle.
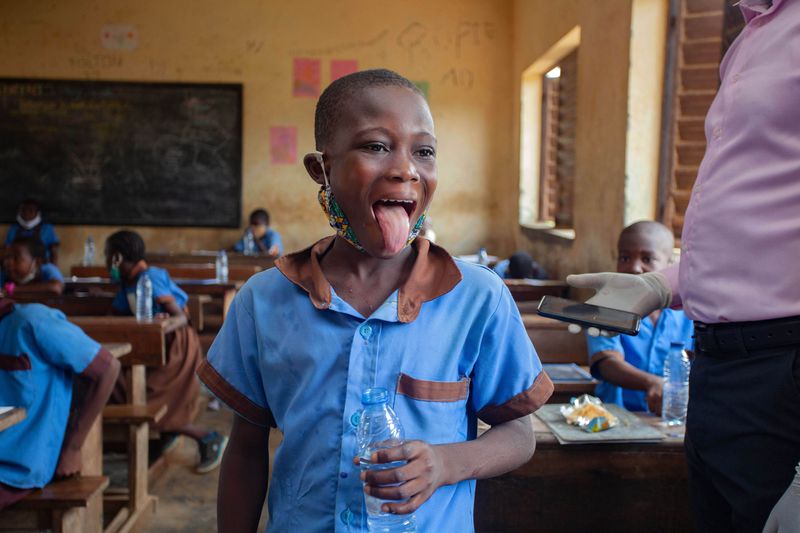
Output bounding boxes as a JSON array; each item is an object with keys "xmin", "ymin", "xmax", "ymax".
[
  {"xmin": 356, "ymin": 388, "xmax": 417, "ymax": 533},
  {"xmin": 82, "ymin": 237, "xmax": 95, "ymax": 266},
  {"xmin": 662, "ymin": 341, "xmax": 691, "ymax": 435},
  {"xmin": 243, "ymin": 229, "xmax": 256, "ymax": 256},
  {"xmin": 477, "ymin": 247, "xmax": 489, "ymax": 266},
  {"xmin": 215, "ymin": 250, "xmax": 229, "ymax": 282},
  {"xmin": 135, "ymin": 273, "xmax": 153, "ymax": 321}
]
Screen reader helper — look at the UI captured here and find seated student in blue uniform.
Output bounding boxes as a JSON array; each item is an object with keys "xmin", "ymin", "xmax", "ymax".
[
  {"xmin": 492, "ymin": 251, "xmax": 548, "ymax": 280},
  {"xmin": 0, "ymin": 298, "xmax": 120, "ymax": 509},
  {"xmin": 4, "ymin": 199, "xmax": 60, "ymax": 265},
  {"xmin": 232, "ymin": 208, "xmax": 283, "ymax": 257},
  {"xmin": 198, "ymin": 69, "xmax": 554, "ymax": 532},
  {"xmin": 104, "ymin": 230, "xmax": 227, "ymax": 473},
  {"xmin": 1, "ymin": 237, "xmax": 64, "ymax": 295},
  {"xmin": 586, "ymin": 221, "xmax": 694, "ymax": 413}
]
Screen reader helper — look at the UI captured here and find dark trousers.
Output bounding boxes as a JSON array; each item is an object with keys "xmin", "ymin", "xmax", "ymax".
[{"xmin": 686, "ymin": 321, "xmax": 800, "ymax": 533}]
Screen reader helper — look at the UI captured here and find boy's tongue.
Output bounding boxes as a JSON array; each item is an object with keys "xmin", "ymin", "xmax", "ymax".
[{"xmin": 373, "ymin": 203, "xmax": 410, "ymax": 254}]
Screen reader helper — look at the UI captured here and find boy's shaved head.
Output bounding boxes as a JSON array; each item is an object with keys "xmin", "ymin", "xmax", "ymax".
[
  {"xmin": 619, "ymin": 221, "xmax": 675, "ymax": 255},
  {"xmin": 314, "ymin": 68, "xmax": 424, "ymax": 150}
]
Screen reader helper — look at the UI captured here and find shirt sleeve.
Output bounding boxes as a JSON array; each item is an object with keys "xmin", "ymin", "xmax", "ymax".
[
  {"xmin": 492, "ymin": 259, "xmax": 509, "ymax": 279},
  {"xmin": 30, "ymin": 306, "xmax": 101, "ymax": 374},
  {"xmin": 585, "ymin": 332, "xmax": 625, "ymax": 377},
  {"xmin": 660, "ymin": 263, "xmax": 682, "ymax": 308},
  {"xmin": 112, "ymin": 290, "xmax": 131, "ymax": 314},
  {"xmin": 267, "ymin": 230, "xmax": 283, "ymax": 254},
  {"xmin": 4, "ymin": 225, "xmax": 17, "ymax": 245},
  {"xmin": 38, "ymin": 263, "xmax": 64, "ymax": 283},
  {"xmin": 470, "ymin": 286, "xmax": 553, "ymax": 425},
  {"xmin": 197, "ymin": 293, "xmax": 274, "ymax": 427},
  {"xmin": 41, "ymin": 224, "xmax": 59, "ymax": 246},
  {"xmin": 232, "ymin": 238, "xmax": 244, "ymax": 252}
]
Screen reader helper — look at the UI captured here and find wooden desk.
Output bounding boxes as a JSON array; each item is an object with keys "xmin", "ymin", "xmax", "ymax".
[
  {"xmin": 522, "ymin": 313, "xmax": 588, "ymax": 364},
  {"xmin": 72, "ymin": 263, "xmax": 260, "ymax": 282},
  {"xmin": 72, "ymin": 318, "xmax": 177, "ymax": 533},
  {"xmin": 65, "ymin": 278, "xmax": 242, "ymax": 319},
  {"xmin": 548, "ymin": 366, "xmax": 597, "ymax": 404},
  {"xmin": 13, "ymin": 292, "xmax": 116, "ymax": 316},
  {"xmin": 0, "ymin": 408, "xmax": 26, "ymax": 432},
  {"xmin": 505, "ymin": 279, "xmax": 569, "ymax": 302},
  {"xmin": 475, "ymin": 413, "xmax": 691, "ymax": 532},
  {"xmin": 146, "ymin": 251, "xmax": 275, "ymax": 269}
]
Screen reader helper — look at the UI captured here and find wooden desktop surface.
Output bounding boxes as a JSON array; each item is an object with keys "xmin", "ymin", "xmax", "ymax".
[{"xmin": 475, "ymin": 412, "xmax": 691, "ymax": 532}]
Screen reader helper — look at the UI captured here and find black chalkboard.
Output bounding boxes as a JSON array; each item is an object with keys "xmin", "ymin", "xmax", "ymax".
[{"xmin": 0, "ymin": 79, "xmax": 242, "ymax": 227}]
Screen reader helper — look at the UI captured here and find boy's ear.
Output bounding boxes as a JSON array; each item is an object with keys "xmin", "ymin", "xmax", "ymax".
[{"xmin": 303, "ymin": 152, "xmax": 326, "ymax": 186}]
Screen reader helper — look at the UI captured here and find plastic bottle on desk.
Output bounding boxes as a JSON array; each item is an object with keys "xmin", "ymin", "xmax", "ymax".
[
  {"xmin": 356, "ymin": 387, "xmax": 417, "ymax": 533},
  {"xmin": 82, "ymin": 236, "xmax": 95, "ymax": 266},
  {"xmin": 135, "ymin": 273, "xmax": 153, "ymax": 321},
  {"xmin": 662, "ymin": 341, "xmax": 691, "ymax": 436},
  {"xmin": 477, "ymin": 247, "xmax": 489, "ymax": 266},
  {"xmin": 243, "ymin": 229, "xmax": 256, "ymax": 256},
  {"xmin": 216, "ymin": 250, "xmax": 229, "ymax": 282}
]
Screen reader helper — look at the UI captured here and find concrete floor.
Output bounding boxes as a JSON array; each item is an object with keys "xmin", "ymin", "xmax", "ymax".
[{"xmin": 133, "ymin": 398, "xmax": 281, "ymax": 532}]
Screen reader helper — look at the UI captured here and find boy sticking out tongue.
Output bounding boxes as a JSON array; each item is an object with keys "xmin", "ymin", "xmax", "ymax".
[{"xmin": 202, "ymin": 69, "xmax": 552, "ymax": 532}]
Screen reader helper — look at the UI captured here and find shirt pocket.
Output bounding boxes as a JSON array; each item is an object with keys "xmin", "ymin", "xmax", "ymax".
[
  {"xmin": 392, "ymin": 372, "xmax": 471, "ymax": 445},
  {"xmin": 0, "ymin": 353, "xmax": 35, "ymax": 408}
]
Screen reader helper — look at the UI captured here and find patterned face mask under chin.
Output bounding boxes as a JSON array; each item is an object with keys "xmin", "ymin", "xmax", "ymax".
[{"xmin": 314, "ymin": 152, "xmax": 426, "ymax": 253}]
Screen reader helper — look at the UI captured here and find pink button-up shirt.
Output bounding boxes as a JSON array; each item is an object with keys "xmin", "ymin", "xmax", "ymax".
[{"xmin": 662, "ymin": 0, "xmax": 800, "ymax": 324}]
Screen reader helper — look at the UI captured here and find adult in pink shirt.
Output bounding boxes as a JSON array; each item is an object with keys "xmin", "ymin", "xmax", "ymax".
[{"xmin": 569, "ymin": 1, "xmax": 800, "ymax": 531}]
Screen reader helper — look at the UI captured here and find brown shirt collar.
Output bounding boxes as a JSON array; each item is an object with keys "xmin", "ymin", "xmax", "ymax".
[{"xmin": 275, "ymin": 236, "xmax": 463, "ymax": 323}]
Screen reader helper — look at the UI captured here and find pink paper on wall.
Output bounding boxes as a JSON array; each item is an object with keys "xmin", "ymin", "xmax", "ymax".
[
  {"xmin": 270, "ymin": 127, "xmax": 297, "ymax": 165},
  {"xmin": 293, "ymin": 58, "xmax": 321, "ymax": 98},
  {"xmin": 331, "ymin": 59, "xmax": 358, "ymax": 81}
]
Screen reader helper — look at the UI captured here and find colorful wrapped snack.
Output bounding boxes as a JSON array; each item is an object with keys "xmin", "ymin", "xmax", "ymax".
[{"xmin": 560, "ymin": 394, "xmax": 619, "ymax": 433}]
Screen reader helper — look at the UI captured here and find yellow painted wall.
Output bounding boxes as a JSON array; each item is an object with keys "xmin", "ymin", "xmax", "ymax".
[
  {"xmin": 0, "ymin": 0, "xmax": 513, "ymax": 269},
  {"xmin": 510, "ymin": 0, "xmax": 637, "ymax": 278}
]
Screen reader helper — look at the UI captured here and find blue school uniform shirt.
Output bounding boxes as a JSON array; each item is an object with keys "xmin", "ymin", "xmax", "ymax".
[
  {"xmin": 233, "ymin": 228, "xmax": 283, "ymax": 255},
  {"xmin": 198, "ymin": 236, "xmax": 554, "ymax": 533},
  {"xmin": 0, "ymin": 302, "xmax": 100, "ymax": 488},
  {"xmin": 5, "ymin": 223, "xmax": 60, "ymax": 260},
  {"xmin": 586, "ymin": 309, "xmax": 694, "ymax": 412},
  {"xmin": 111, "ymin": 265, "xmax": 188, "ymax": 315}
]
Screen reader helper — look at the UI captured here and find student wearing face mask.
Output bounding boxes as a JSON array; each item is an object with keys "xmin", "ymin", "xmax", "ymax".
[
  {"xmin": 1, "ymin": 237, "xmax": 64, "ymax": 296},
  {"xmin": 4, "ymin": 199, "xmax": 60, "ymax": 266}
]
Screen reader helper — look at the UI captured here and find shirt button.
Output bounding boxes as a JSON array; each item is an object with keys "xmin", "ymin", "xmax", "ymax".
[
  {"xmin": 732, "ymin": 73, "xmax": 741, "ymax": 83},
  {"xmin": 712, "ymin": 126, "xmax": 722, "ymax": 140},
  {"xmin": 340, "ymin": 508, "xmax": 354, "ymax": 526},
  {"xmin": 340, "ymin": 472, "xmax": 348, "ymax": 479},
  {"xmin": 360, "ymin": 324, "xmax": 373, "ymax": 339},
  {"xmin": 350, "ymin": 411, "xmax": 361, "ymax": 427}
]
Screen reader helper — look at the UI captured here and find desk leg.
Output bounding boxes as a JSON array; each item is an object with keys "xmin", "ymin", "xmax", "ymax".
[
  {"xmin": 222, "ymin": 289, "xmax": 235, "ymax": 319},
  {"xmin": 127, "ymin": 363, "xmax": 150, "ymax": 520},
  {"xmin": 128, "ymin": 365, "xmax": 146, "ymax": 406}
]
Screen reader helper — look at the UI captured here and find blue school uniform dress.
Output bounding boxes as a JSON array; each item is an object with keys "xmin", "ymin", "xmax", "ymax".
[
  {"xmin": 111, "ymin": 265, "xmax": 188, "ymax": 315},
  {"xmin": 586, "ymin": 309, "xmax": 694, "ymax": 412},
  {"xmin": 198, "ymin": 236, "xmax": 554, "ymax": 533},
  {"xmin": 4, "ymin": 223, "xmax": 60, "ymax": 260},
  {"xmin": 233, "ymin": 228, "xmax": 283, "ymax": 255},
  {"xmin": 0, "ymin": 302, "xmax": 101, "ymax": 488}
]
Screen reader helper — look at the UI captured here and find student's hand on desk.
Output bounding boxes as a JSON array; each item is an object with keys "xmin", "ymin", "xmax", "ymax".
[
  {"xmin": 646, "ymin": 380, "xmax": 663, "ymax": 416},
  {"xmin": 55, "ymin": 445, "xmax": 82, "ymax": 479},
  {"xmin": 355, "ymin": 440, "xmax": 447, "ymax": 514},
  {"xmin": 763, "ymin": 462, "xmax": 800, "ymax": 533}
]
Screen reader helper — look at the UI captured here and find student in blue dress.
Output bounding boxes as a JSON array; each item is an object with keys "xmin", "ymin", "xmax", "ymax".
[
  {"xmin": 232, "ymin": 208, "xmax": 283, "ymax": 257},
  {"xmin": 4, "ymin": 199, "xmax": 60, "ymax": 265},
  {"xmin": 198, "ymin": 69, "xmax": 554, "ymax": 532},
  {"xmin": 0, "ymin": 298, "xmax": 120, "ymax": 509},
  {"xmin": 1, "ymin": 237, "xmax": 64, "ymax": 295},
  {"xmin": 586, "ymin": 221, "xmax": 694, "ymax": 413},
  {"xmin": 104, "ymin": 230, "xmax": 227, "ymax": 473}
]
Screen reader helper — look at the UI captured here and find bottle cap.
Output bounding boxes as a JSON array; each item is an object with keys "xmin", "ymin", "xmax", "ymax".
[{"xmin": 361, "ymin": 387, "xmax": 388, "ymax": 405}]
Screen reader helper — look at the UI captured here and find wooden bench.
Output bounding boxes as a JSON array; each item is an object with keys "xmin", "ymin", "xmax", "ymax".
[
  {"xmin": 0, "ymin": 476, "xmax": 109, "ymax": 533},
  {"xmin": 101, "ymin": 403, "xmax": 167, "ymax": 533},
  {"xmin": 187, "ymin": 294, "xmax": 211, "ymax": 332}
]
